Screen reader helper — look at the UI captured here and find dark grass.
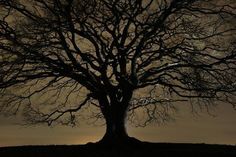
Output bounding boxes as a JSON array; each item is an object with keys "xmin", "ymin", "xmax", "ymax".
[{"xmin": 0, "ymin": 142, "xmax": 236, "ymax": 157}]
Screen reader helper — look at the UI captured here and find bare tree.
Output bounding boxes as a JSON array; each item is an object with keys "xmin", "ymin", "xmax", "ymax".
[{"xmin": 0, "ymin": 0, "xmax": 236, "ymax": 144}]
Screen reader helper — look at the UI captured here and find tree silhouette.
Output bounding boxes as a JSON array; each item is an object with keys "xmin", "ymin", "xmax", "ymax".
[{"xmin": 0, "ymin": 0, "xmax": 235, "ymax": 144}]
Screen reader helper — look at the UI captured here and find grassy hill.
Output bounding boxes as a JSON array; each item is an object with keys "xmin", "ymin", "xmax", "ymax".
[{"xmin": 0, "ymin": 142, "xmax": 235, "ymax": 157}]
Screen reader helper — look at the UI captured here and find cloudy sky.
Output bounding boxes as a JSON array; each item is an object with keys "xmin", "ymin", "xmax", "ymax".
[
  {"xmin": 0, "ymin": 103, "xmax": 235, "ymax": 147},
  {"xmin": 0, "ymin": 0, "xmax": 235, "ymax": 148}
]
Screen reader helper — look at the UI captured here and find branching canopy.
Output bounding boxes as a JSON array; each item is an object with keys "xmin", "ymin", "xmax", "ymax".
[{"xmin": 0, "ymin": 0, "xmax": 235, "ymax": 126}]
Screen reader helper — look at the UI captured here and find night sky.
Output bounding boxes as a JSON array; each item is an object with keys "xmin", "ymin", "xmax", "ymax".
[
  {"xmin": 0, "ymin": 0, "xmax": 236, "ymax": 148},
  {"xmin": 0, "ymin": 103, "xmax": 235, "ymax": 147}
]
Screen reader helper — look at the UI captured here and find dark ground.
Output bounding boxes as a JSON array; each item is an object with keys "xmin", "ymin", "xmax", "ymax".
[{"xmin": 0, "ymin": 142, "xmax": 235, "ymax": 157}]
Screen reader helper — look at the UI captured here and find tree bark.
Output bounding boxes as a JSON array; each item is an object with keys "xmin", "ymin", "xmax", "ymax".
[
  {"xmin": 96, "ymin": 88, "xmax": 140, "ymax": 145},
  {"xmin": 98, "ymin": 104, "xmax": 140, "ymax": 145},
  {"xmin": 101, "ymin": 106, "xmax": 128, "ymax": 143}
]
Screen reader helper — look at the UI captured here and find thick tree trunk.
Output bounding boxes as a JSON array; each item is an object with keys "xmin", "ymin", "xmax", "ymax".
[
  {"xmin": 98, "ymin": 103, "xmax": 140, "ymax": 145},
  {"xmin": 101, "ymin": 110, "xmax": 128, "ymax": 143},
  {"xmin": 96, "ymin": 88, "xmax": 140, "ymax": 145}
]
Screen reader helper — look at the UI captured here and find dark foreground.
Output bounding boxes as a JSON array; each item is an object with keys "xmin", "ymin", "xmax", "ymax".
[{"xmin": 0, "ymin": 142, "xmax": 235, "ymax": 157}]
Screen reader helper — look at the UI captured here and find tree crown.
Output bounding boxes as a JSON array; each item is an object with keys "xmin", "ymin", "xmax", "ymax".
[{"xmin": 0, "ymin": 0, "xmax": 235, "ymax": 126}]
